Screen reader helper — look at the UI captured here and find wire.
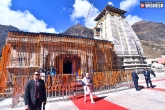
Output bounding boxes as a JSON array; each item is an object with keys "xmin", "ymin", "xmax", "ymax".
[{"xmin": 84, "ymin": 0, "xmax": 95, "ymax": 26}]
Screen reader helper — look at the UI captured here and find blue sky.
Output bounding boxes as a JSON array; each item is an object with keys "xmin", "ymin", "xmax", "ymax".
[{"xmin": 0, "ymin": 0, "xmax": 164, "ymax": 33}]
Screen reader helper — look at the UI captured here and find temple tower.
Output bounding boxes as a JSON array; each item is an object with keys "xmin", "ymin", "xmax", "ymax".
[{"xmin": 93, "ymin": 4, "xmax": 148, "ymax": 71}]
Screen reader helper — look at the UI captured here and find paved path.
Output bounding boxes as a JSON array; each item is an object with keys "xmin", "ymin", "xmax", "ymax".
[
  {"xmin": 98, "ymin": 80, "xmax": 165, "ymax": 110},
  {"xmin": 1, "ymin": 72, "xmax": 165, "ymax": 110}
]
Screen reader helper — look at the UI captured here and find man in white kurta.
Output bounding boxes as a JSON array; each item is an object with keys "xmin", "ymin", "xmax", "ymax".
[{"xmin": 82, "ymin": 73, "xmax": 95, "ymax": 104}]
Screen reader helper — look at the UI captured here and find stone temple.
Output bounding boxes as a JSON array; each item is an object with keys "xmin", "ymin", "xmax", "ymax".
[
  {"xmin": 0, "ymin": 4, "xmax": 148, "ymax": 96},
  {"xmin": 93, "ymin": 4, "xmax": 148, "ymax": 70}
]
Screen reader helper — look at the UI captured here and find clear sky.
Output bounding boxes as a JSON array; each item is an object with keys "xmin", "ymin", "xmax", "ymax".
[{"xmin": 0, "ymin": 0, "xmax": 164, "ymax": 33}]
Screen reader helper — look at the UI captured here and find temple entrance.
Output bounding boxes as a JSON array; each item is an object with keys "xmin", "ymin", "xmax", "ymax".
[
  {"xmin": 55, "ymin": 55, "xmax": 81, "ymax": 74},
  {"xmin": 63, "ymin": 60, "xmax": 72, "ymax": 74}
]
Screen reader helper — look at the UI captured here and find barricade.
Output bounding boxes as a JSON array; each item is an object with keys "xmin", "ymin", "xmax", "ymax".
[
  {"xmin": 92, "ymin": 70, "xmax": 133, "ymax": 95},
  {"xmin": 10, "ymin": 71, "xmax": 133, "ymax": 108},
  {"xmin": 11, "ymin": 74, "xmax": 76, "ymax": 107}
]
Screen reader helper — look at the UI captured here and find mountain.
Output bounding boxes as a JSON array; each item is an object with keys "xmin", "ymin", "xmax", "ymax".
[
  {"xmin": 63, "ymin": 24, "xmax": 93, "ymax": 38},
  {"xmin": 0, "ymin": 25, "xmax": 20, "ymax": 56},
  {"xmin": 0, "ymin": 21, "xmax": 165, "ymax": 58},
  {"xmin": 63, "ymin": 21, "xmax": 165, "ymax": 58},
  {"xmin": 132, "ymin": 21, "xmax": 165, "ymax": 58}
]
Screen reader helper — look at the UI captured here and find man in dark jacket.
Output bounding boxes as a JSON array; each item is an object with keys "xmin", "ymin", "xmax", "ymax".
[
  {"xmin": 24, "ymin": 71, "xmax": 47, "ymax": 110},
  {"xmin": 131, "ymin": 69, "xmax": 140, "ymax": 91},
  {"xmin": 143, "ymin": 68, "xmax": 154, "ymax": 88}
]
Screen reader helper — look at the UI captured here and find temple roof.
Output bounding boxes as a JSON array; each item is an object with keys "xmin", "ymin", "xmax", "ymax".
[
  {"xmin": 9, "ymin": 31, "xmax": 112, "ymax": 43},
  {"xmin": 94, "ymin": 5, "xmax": 127, "ymax": 21}
]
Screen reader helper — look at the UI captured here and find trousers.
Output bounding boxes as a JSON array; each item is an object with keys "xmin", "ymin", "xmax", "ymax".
[
  {"xmin": 145, "ymin": 78, "xmax": 153, "ymax": 87},
  {"xmin": 29, "ymin": 99, "xmax": 42, "ymax": 110}
]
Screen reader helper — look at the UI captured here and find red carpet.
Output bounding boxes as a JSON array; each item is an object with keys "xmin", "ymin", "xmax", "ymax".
[
  {"xmin": 139, "ymin": 78, "xmax": 165, "ymax": 84},
  {"xmin": 143, "ymin": 87, "xmax": 165, "ymax": 92},
  {"xmin": 71, "ymin": 95, "xmax": 128, "ymax": 110}
]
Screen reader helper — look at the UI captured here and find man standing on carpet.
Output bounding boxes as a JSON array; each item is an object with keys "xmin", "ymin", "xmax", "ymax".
[
  {"xmin": 82, "ymin": 73, "xmax": 96, "ymax": 104},
  {"xmin": 131, "ymin": 69, "xmax": 140, "ymax": 91},
  {"xmin": 24, "ymin": 71, "xmax": 47, "ymax": 110}
]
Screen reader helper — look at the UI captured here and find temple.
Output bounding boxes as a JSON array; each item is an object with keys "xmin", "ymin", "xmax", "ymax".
[
  {"xmin": 93, "ymin": 5, "xmax": 148, "ymax": 70},
  {"xmin": 2, "ymin": 32, "xmax": 118, "ymax": 76},
  {"xmin": 0, "ymin": 31, "xmax": 118, "ymax": 96},
  {"xmin": 0, "ymin": 4, "xmax": 148, "ymax": 100}
]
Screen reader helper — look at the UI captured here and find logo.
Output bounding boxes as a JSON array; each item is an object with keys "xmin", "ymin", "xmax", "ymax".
[
  {"xmin": 140, "ymin": 3, "xmax": 145, "ymax": 8},
  {"xmin": 140, "ymin": 1, "xmax": 164, "ymax": 8}
]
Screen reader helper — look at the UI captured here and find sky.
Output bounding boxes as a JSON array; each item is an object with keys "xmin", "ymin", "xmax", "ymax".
[{"xmin": 0, "ymin": 0, "xmax": 165, "ymax": 33}]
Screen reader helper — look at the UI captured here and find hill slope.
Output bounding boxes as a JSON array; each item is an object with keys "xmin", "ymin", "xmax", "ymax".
[
  {"xmin": 132, "ymin": 21, "xmax": 165, "ymax": 58},
  {"xmin": 0, "ymin": 25, "xmax": 20, "ymax": 56},
  {"xmin": 63, "ymin": 24, "xmax": 93, "ymax": 38}
]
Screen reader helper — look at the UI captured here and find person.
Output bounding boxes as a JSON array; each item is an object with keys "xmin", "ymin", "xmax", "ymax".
[
  {"xmin": 131, "ymin": 69, "xmax": 140, "ymax": 91},
  {"xmin": 46, "ymin": 69, "xmax": 50, "ymax": 76},
  {"xmin": 82, "ymin": 73, "xmax": 95, "ymax": 104},
  {"xmin": 39, "ymin": 68, "xmax": 46, "ymax": 82},
  {"xmin": 50, "ymin": 66, "xmax": 57, "ymax": 76},
  {"xmin": 90, "ymin": 67, "xmax": 95, "ymax": 79},
  {"xmin": 90, "ymin": 67, "xmax": 94, "ymax": 74},
  {"xmin": 143, "ymin": 67, "xmax": 154, "ymax": 88},
  {"xmin": 24, "ymin": 71, "xmax": 47, "ymax": 110},
  {"xmin": 49, "ymin": 66, "xmax": 57, "ymax": 87},
  {"xmin": 45, "ymin": 69, "xmax": 51, "ymax": 82}
]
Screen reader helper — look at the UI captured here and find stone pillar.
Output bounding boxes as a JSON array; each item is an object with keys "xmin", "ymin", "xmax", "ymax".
[
  {"xmin": 80, "ymin": 53, "xmax": 87, "ymax": 76},
  {"xmin": 40, "ymin": 46, "xmax": 44, "ymax": 68},
  {"xmin": 72, "ymin": 59, "xmax": 76, "ymax": 74},
  {"xmin": 40, "ymin": 46, "xmax": 48, "ymax": 68},
  {"xmin": 59, "ymin": 58, "xmax": 63, "ymax": 74},
  {"xmin": 50, "ymin": 52, "xmax": 55, "ymax": 66},
  {"xmin": 54, "ymin": 53, "xmax": 58, "ymax": 68},
  {"xmin": 87, "ymin": 54, "xmax": 93, "ymax": 72}
]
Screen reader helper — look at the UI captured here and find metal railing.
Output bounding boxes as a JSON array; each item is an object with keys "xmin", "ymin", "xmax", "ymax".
[{"xmin": 2, "ymin": 70, "xmax": 133, "ymax": 108}]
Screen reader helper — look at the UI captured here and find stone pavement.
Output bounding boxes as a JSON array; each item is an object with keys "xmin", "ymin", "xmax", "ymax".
[{"xmin": 1, "ymin": 72, "xmax": 165, "ymax": 110}]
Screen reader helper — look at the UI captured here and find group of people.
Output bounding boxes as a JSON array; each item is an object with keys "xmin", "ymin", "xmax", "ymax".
[
  {"xmin": 132, "ymin": 67, "xmax": 155, "ymax": 91},
  {"xmin": 24, "ymin": 67, "xmax": 156, "ymax": 109},
  {"xmin": 39, "ymin": 67, "xmax": 57, "ymax": 82},
  {"xmin": 24, "ymin": 70, "xmax": 95, "ymax": 110},
  {"xmin": 39, "ymin": 67, "xmax": 57, "ymax": 76},
  {"xmin": 25, "ymin": 67, "xmax": 156, "ymax": 109}
]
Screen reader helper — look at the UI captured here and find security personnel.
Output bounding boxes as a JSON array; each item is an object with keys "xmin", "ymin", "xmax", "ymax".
[
  {"xmin": 132, "ymin": 69, "xmax": 140, "ymax": 91},
  {"xmin": 143, "ymin": 68, "xmax": 154, "ymax": 88}
]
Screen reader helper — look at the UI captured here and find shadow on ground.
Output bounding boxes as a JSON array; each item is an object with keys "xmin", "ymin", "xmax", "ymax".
[
  {"xmin": 94, "ymin": 96, "xmax": 107, "ymax": 102},
  {"xmin": 138, "ymin": 85, "xmax": 157, "ymax": 90}
]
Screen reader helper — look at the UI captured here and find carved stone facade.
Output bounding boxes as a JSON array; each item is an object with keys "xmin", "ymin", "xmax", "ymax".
[{"xmin": 93, "ymin": 5, "xmax": 148, "ymax": 70}]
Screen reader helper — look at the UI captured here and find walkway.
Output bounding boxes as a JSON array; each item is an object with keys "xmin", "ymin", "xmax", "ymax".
[{"xmin": 1, "ymin": 72, "xmax": 165, "ymax": 110}]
